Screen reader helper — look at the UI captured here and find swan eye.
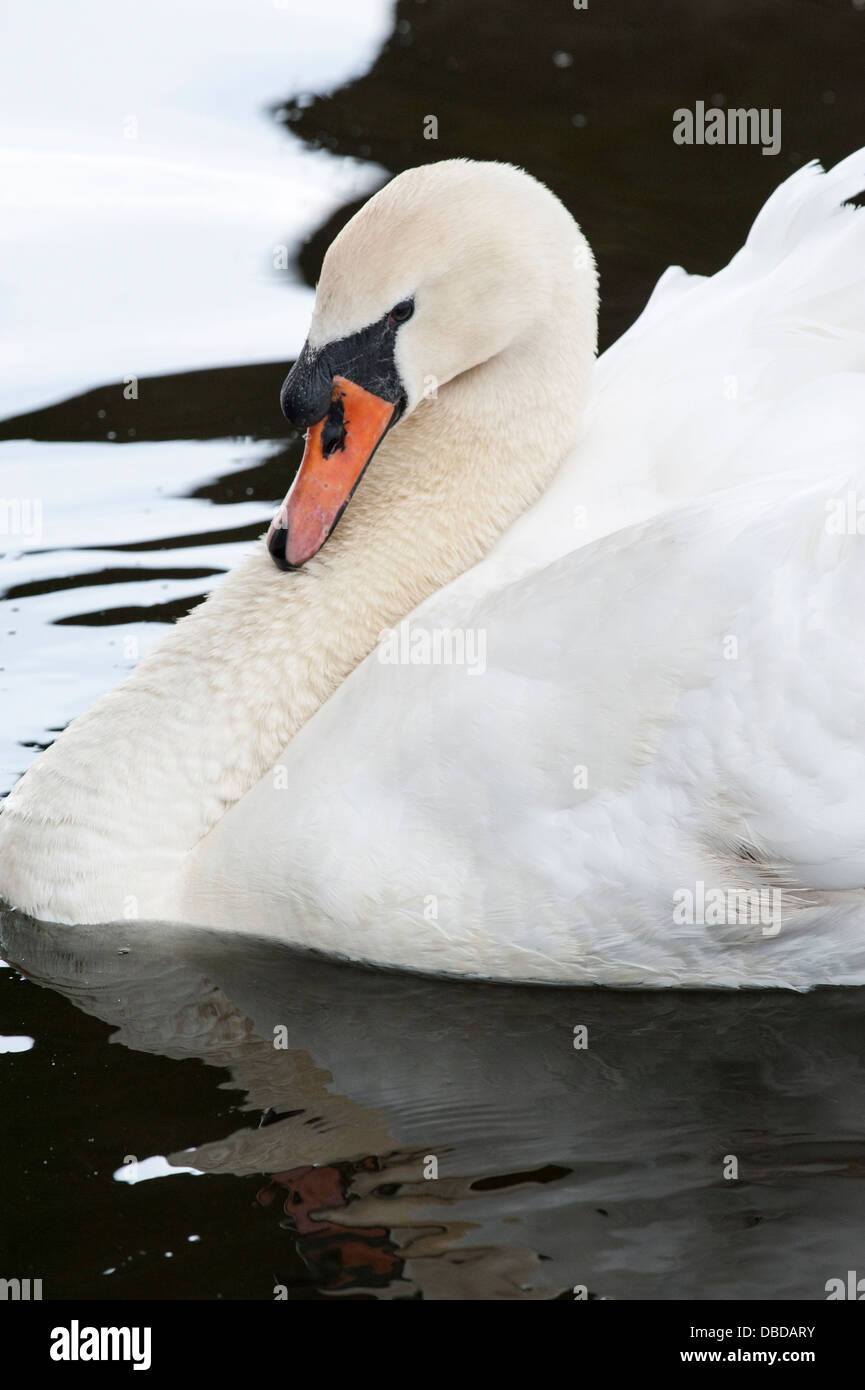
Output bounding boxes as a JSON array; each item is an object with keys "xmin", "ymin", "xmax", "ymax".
[{"xmin": 388, "ymin": 298, "xmax": 414, "ymax": 325}]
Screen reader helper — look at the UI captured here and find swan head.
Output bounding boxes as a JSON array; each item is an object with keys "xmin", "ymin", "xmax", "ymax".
[{"xmin": 268, "ymin": 158, "xmax": 597, "ymax": 570}]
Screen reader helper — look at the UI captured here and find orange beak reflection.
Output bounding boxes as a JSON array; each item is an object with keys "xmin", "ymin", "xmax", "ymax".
[{"xmin": 267, "ymin": 376, "xmax": 397, "ymax": 569}]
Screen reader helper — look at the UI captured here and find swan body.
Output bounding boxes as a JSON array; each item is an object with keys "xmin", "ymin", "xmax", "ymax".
[{"xmin": 3, "ymin": 153, "xmax": 865, "ymax": 987}]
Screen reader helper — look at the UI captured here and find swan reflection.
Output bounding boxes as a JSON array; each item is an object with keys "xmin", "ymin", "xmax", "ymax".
[{"xmin": 3, "ymin": 909, "xmax": 865, "ymax": 1300}]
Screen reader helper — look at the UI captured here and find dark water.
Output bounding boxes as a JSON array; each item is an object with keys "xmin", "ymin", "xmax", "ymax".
[
  {"xmin": 2, "ymin": 0, "xmax": 865, "ymax": 1300},
  {"xmin": 3, "ymin": 913, "xmax": 865, "ymax": 1300}
]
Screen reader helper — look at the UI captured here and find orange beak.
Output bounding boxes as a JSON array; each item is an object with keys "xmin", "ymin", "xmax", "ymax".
[{"xmin": 267, "ymin": 376, "xmax": 397, "ymax": 569}]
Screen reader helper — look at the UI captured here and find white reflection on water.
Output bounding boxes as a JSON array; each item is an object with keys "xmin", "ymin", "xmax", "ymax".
[
  {"xmin": 0, "ymin": 0, "xmax": 393, "ymax": 416},
  {"xmin": 114, "ymin": 1155, "xmax": 204, "ymax": 1185},
  {"xmin": 0, "ymin": 438, "xmax": 278, "ymax": 789}
]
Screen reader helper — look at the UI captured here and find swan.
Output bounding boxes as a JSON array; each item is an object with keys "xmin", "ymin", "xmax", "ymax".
[{"xmin": 3, "ymin": 152, "xmax": 865, "ymax": 988}]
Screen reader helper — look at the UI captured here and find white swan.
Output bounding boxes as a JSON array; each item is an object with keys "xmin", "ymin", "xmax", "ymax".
[{"xmin": 3, "ymin": 153, "xmax": 865, "ymax": 988}]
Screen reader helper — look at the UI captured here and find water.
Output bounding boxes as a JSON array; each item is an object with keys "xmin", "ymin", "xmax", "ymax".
[
  {"xmin": 3, "ymin": 914, "xmax": 865, "ymax": 1300},
  {"xmin": 1, "ymin": 0, "xmax": 865, "ymax": 1300}
]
